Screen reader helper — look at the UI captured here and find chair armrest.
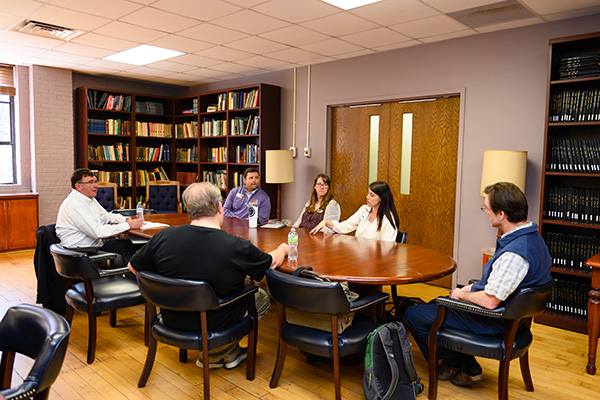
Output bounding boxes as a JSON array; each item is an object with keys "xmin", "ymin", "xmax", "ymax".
[
  {"xmin": 217, "ymin": 285, "xmax": 259, "ymax": 309},
  {"xmin": 88, "ymin": 251, "xmax": 120, "ymax": 263},
  {"xmin": 66, "ymin": 246, "xmax": 102, "ymax": 254},
  {"xmin": 97, "ymin": 266, "xmax": 131, "ymax": 277},
  {"xmin": 435, "ymin": 296, "xmax": 506, "ymax": 318},
  {"xmin": 349, "ymin": 292, "xmax": 389, "ymax": 312}
]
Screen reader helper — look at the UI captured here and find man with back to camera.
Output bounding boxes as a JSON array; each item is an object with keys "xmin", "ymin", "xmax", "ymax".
[
  {"xmin": 223, "ymin": 167, "xmax": 271, "ymax": 224},
  {"xmin": 128, "ymin": 182, "xmax": 288, "ymax": 369},
  {"xmin": 56, "ymin": 168, "xmax": 143, "ymax": 264},
  {"xmin": 403, "ymin": 182, "xmax": 552, "ymax": 387}
]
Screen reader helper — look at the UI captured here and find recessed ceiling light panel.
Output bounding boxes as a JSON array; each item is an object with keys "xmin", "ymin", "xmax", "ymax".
[
  {"xmin": 322, "ymin": 0, "xmax": 382, "ymax": 11},
  {"xmin": 104, "ymin": 45, "xmax": 184, "ymax": 66}
]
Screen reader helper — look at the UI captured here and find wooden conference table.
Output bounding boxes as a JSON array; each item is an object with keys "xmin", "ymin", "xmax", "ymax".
[{"xmin": 129, "ymin": 214, "xmax": 456, "ymax": 288}]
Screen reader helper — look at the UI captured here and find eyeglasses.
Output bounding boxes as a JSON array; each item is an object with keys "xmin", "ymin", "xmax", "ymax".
[
  {"xmin": 480, "ymin": 205, "xmax": 489, "ymax": 212},
  {"xmin": 315, "ymin": 183, "xmax": 329, "ymax": 188},
  {"xmin": 79, "ymin": 180, "xmax": 98, "ymax": 185}
]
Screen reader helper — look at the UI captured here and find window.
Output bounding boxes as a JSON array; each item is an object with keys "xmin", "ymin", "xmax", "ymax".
[{"xmin": 0, "ymin": 65, "xmax": 16, "ymax": 184}]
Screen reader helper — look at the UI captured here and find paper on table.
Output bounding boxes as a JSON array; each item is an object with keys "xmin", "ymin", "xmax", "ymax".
[{"xmin": 140, "ymin": 221, "xmax": 170, "ymax": 230}]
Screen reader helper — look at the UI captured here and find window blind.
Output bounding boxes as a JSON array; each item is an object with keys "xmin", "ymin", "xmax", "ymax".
[{"xmin": 0, "ymin": 65, "xmax": 16, "ymax": 96}]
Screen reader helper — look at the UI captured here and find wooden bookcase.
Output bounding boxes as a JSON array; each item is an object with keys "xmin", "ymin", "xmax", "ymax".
[
  {"xmin": 77, "ymin": 84, "xmax": 280, "ymax": 218},
  {"xmin": 535, "ymin": 32, "xmax": 600, "ymax": 333}
]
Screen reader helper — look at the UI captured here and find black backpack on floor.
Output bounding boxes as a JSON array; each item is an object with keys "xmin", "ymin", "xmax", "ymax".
[{"xmin": 363, "ymin": 322, "xmax": 423, "ymax": 400}]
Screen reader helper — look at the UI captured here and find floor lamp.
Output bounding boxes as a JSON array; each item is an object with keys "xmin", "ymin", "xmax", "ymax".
[{"xmin": 265, "ymin": 150, "xmax": 294, "ymax": 222}]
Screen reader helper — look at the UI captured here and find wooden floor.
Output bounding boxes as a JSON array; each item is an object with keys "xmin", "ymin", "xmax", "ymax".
[{"xmin": 1, "ymin": 249, "xmax": 598, "ymax": 399}]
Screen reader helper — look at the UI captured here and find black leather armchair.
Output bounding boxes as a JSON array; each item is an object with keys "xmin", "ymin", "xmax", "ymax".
[
  {"xmin": 427, "ymin": 280, "xmax": 554, "ymax": 400},
  {"xmin": 0, "ymin": 304, "xmax": 70, "ymax": 400},
  {"xmin": 95, "ymin": 182, "xmax": 118, "ymax": 211},
  {"xmin": 135, "ymin": 270, "xmax": 259, "ymax": 400},
  {"xmin": 265, "ymin": 269, "xmax": 388, "ymax": 400},
  {"xmin": 49, "ymin": 243, "xmax": 146, "ymax": 364},
  {"xmin": 146, "ymin": 180, "xmax": 182, "ymax": 213}
]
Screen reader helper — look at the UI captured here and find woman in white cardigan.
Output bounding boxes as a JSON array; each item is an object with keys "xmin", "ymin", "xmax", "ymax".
[
  {"xmin": 310, "ymin": 181, "xmax": 399, "ymax": 242},
  {"xmin": 293, "ymin": 173, "xmax": 340, "ymax": 231}
]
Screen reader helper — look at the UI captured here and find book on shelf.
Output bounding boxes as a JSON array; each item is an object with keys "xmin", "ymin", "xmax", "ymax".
[
  {"xmin": 136, "ymin": 144, "xmax": 171, "ymax": 162},
  {"xmin": 202, "ymin": 170, "xmax": 226, "ymax": 190},
  {"xmin": 176, "ymin": 146, "xmax": 198, "ymax": 162},
  {"xmin": 546, "ymin": 277, "xmax": 591, "ymax": 317},
  {"xmin": 136, "ymin": 101, "xmax": 165, "ymax": 115},
  {"xmin": 87, "ymin": 90, "xmax": 132, "ymax": 111},
  {"xmin": 217, "ymin": 94, "xmax": 227, "ymax": 111},
  {"xmin": 202, "ymin": 118, "xmax": 226, "ymax": 136},
  {"xmin": 175, "ymin": 121, "xmax": 198, "ymax": 138},
  {"xmin": 88, "ymin": 143, "xmax": 130, "ymax": 162},
  {"xmin": 547, "ymin": 138, "xmax": 600, "ymax": 173},
  {"xmin": 545, "ymin": 186, "xmax": 600, "ymax": 224},
  {"xmin": 207, "ymin": 146, "xmax": 227, "ymax": 163},
  {"xmin": 136, "ymin": 167, "xmax": 169, "ymax": 186},
  {"xmin": 176, "ymin": 172, "xmax": 197, "ymax": 186},
  {"xmin": 116, "ymin": 196, "xmax": 132, "ymax": 209},
  {"xmin": 206, "ymin": 105, "xmax": 218, "ymax": 112},
  {"xmin": 150, "ymin": 166, "xmax": 169, "ymax": 181},
  {"xmin": 135, "ymin": 122, "xmax": 173, "ymax": 138},
  {"xmin": 235, "ymin": 144, "xmax": 259, "ymax": 163}
]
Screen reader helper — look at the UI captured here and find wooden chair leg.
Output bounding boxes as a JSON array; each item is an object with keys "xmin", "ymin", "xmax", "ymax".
[
  {"xmin": 179, "ymin": 349, "xmax": 187, "ymax": 363},
  {"xmin": 519, "ymin": 352, "xmax": 534, "ymax": 391},
  {"xmin": 200, "ymin": 312, "xmax": 210, "ymax": 400},
  {"xmin": 332, "ymin": 324, "xmax": 341, "ymax": 400},
  {"xmin": 109, "ymin": 309, "xmax": 117, "ymax": 327},
  {"xmin": 144, "ymin": 304, "xmax": 150, "ymax": 347},
  {"xmin": 498, "ymin": 358, "xmax": 511, "ymax": 400},
  {"xmin": 246, "ymin": 324, "xmax": 257, "ymax": 381},
  {"xmin": 65, "ymin": 306, "xmax": 74, "ymax": 326},
  {"xmin": 0, "ymin": 351, "xmax": 15, "ymax": 389},
  {"xmin": 138, "ymin": 336, "xmax": 158, "ymax": 387},
  {"xmin": 87, "ymin": 312, "xmax": 97, "ymax": 364},
  {"xmin": 269, "ymin": 339, "xmax": 288, "ymax": 388}
]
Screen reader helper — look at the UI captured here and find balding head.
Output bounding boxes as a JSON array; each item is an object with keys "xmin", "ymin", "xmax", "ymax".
[{"xmin": 182, "ymin": 182, "xmax": 222, "ymax": 220}]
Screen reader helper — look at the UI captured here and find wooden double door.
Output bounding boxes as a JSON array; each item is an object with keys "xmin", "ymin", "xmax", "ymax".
[{"xmin": 331, "ymin": 97, "xmax": 460, "ymax": 287}]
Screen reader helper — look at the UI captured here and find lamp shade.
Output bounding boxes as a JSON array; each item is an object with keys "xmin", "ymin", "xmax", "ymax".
[
  {"xmin": 265, "ymin": 150, "xmax": 294, "ymax": 184},
  {"xmin": 480, "ymin": 150, "xmax": 527, "ymax": 196}
]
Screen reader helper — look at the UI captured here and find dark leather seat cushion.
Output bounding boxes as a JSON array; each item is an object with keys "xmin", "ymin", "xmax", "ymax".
[{"xmin": 66, "ymin": 275, "xmax": 145, "ymax": 313}]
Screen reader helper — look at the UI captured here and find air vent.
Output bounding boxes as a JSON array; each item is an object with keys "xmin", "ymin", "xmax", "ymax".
[
  {"xmin": 18, "ymin": 20, "xmax": 84, "ymax": 41},
  {"xmin": 448, "ymin": 0, "xmax": 536, "ymax": 29}
]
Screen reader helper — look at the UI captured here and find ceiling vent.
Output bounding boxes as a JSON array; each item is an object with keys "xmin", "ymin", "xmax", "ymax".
[
  {"xmin": 18, "ymin": 20, "xmax": 84, "ymax": 41},
  {"xmin": 448, "ymin": 0, "xmax": 537, "ymax": 29}
]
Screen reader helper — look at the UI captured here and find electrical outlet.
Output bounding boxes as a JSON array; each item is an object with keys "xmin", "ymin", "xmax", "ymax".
[{"xmin": 304, "ymin": 147, "xmax": 311, "ymax": 157}]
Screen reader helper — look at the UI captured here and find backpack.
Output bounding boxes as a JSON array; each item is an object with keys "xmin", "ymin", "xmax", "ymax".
[{"xmin": 363, "ymin": 322, "xmax": 423, "ymax": 400}]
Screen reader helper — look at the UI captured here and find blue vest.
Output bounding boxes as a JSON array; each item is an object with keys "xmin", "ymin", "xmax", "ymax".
[{"xmin": 472, "ymin": 223, "xmax": 552, "ymax": 293}]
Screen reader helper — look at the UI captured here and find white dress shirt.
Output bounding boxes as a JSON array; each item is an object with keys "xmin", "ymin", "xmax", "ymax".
[
  {"xmin": 332, "ymin": 205, "xmax": 398, "ymax": 242},
  {"xmin": 56, "ymin": 189, "xmax": 130, "ymax": 248}
]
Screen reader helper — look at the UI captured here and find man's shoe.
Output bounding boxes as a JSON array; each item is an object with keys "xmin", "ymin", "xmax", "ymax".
[
  {"xmin": 195, "ymin": 358, "xmax": 225, "ymax": 369},
  {"xmin": 224, "ymin": 347, "xmax": 248, "ymax": 370},
  {"xmin": 450, "ymin": 370, "xmax": 484, "ymax": 387},
  {"xmin": 437, "ymin": 361, "xmax": 459, "ymax": 381}
]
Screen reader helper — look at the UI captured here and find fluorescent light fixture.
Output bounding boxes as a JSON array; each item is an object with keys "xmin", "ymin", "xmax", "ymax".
[
  {"xmin": 104, "ymin": 45, "xmax": 184, "ymax": 65},
  {"xmin": 321, "ymin": 0, "xmax": 381, "ymax": 10}
]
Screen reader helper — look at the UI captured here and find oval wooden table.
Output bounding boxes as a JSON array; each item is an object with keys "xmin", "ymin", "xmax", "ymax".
[{"xmin": 129, "ymin": 214, "xmax": 457, "ymax": 287}]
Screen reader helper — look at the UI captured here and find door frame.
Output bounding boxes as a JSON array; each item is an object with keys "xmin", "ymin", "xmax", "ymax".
[{"xmin": 324, "ymin": 88, "xmax": 467, "ymax": 288}]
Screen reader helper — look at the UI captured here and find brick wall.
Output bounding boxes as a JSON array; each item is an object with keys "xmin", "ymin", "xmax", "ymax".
[{"xmin": 31, "ymin": 66, "xmax": 74, "ymax": 225}]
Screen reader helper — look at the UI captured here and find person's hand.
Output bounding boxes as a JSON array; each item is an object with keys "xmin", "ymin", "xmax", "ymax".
[
  {"xmin": 449, "ymin": 286, "xmax": 468, "ymax": 300},
  {"xmin": 310, "ymin": 220, "xmax": 327, "ymax": 235},
  {"xmin": 127, "ymin": 218, "xmax": 143, "ymax": 229}
]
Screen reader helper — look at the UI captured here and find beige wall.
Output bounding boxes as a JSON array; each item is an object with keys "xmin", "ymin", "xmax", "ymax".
[{"xmin": 27, "ymin": 13, "xmax": 600, "ymax": 284}]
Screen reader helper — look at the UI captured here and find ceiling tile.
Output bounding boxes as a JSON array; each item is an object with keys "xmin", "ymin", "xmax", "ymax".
[
  {"xmin": 252, "ymin": 0, "xmax": 340, "ymax": 23},
  {"xmin": 390, "ymin": 14, "xmax": 470, "ymax": 39},
  {"xmin": 419, "ymin": 29, "xmax": 477, "ymax": 43},
  {"xmin": 52, "ymin": 42, "xmax": 115, "ymax": 58},
  {"xmin": 83, "ymin": 59, "xmax": 128, "ymax": 71},
  {"xmin": 144, "ymin": 60, "xmax": 198, "ymax": 73},
  {"xmin": 258, "ymin": 25, "xmax": 331, "ymax": 46},
  {"xmin": 349, "ymin": 0, "xmax": 440, "ymax": 26},
  {"xmin": 26, "ymin": 4, "xmax": 112, "ymax": 31},
  {"xmin": 211, "ymin": 9, "xmax": 291, "ymax": 35},
  {"xmin": 0, "ymin": 31, "xmax": 64, "ymax": 50},
  {"xmin": 299, "ymin": 37, "xmax": 364, "ymax": 56},
  {"xmin": 224, "ymin": 36, "xmax": 289, "ymax": 54},
  {"xmin": 475, "ymin": 16, "xmax": 544, "ymax": 33},
  {"xmin": 0, "ymin": 0, "xmax": 44, "ymax": 17},
  {"xmin": 301, "ymin": 11, "xmax": 379, "ymax": 37},
  {"xmin": 194, "ymin": 45, "xmax": 254, "ymax": 62},
  {"xmin": 419, "ymin": 0, "xmax": 501, "ymax": 13},
  {"xmin": 0, "ymin": 42, "xmax": 48, "ymax": 57},
  {"xmin": 177, "ymin": 23, "xmax": 249, "ymax": 45},
  {"xmin": 236, "ymin": 55, "xmax": 292, "ymax": 69},
  {"xmin": 151, "ymin": 0, "xmax": 243, "ymax": 21},
  {"xmin": 0, "ymin": 15, "xmax": 24, "ymax": 31},
  {"xmin": 118, "ymin": 7, "xmax": 201, "ymax": 33},
  {"xmin": 47, "ymin": 0, "xmax": 143, "ymax": 19},
  {"xmin": 148, "ymin": 35, "xmax": 214, "ymax": 53},
  {"xmin": 541, "ymin": 7, "xmax": 600, "ymax": 21},
  {"xmin": 520, "ymin": 0, "xmax": 600, "ymax": 15},
  {"xmin": 93, "ymin": 21, "xmax": 167, "ymax": 43},
  {"xmin": 373, "ymin": 39, "xmax": 421, "ymax": 52},
  {"xmin": 267, "ymin": 47, "xmax": 331, "ymax": 63},
  {"xmin": 330, "ymin": 48, "xmax": 375, "ymax": 60},
  {"xmin": 170, "ymin": 53, "xmax": 222, "ymax": 68},
  {"xmin": 70, "ymin": 32, "xmax": 140, "ymax": 52},
  {"xmin": 36, "ymin": 49, "xmax": 96, "ymax": 64},
  {"xmin": 340, "ymin": 27, "xmax": 412, "ymax": 48}
]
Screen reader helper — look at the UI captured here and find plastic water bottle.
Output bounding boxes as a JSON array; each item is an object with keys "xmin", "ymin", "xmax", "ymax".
[
  {"xmin": 136, "ymin": 201, "xmax": 144, "ymax": 221},
  {"xmin": 288, "ymin": 227, "xmax": 298, "ymax": 262}
]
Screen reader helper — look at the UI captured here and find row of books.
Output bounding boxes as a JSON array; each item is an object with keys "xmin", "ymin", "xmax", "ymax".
[
  {"xmin": 217, "ymin": 93, "xmax": 227, "ymax": 111},
  {"xmin": 231, "ymin": 171, "xmax": 243, "ymax": 188},
  {"xmin": 88, "ymin": 143, "xmax": 130, "ymax": 162},
  {"xmin": 546, "ymin": 231, "xmax": 600, "ymax": 271},
  {"xmin": 176, "ymin": 172, "xmax": 197, "ymax": 186},
  {"xmin": 91, "ymin": 170, "xmax": 133, "ymax": 187},
  {"xmin": 136, "ymin": 101, "xmax": 164, "ymax": 115},
  {"xmin": 545, "ymin": 186, "xmax": 600, "ymax": 224},
  {"xmin": 231, "ymin": 115, "xmax": 259, "ymax": 136},
  {"xmin": 175, "ymin": 121, "xmax": 198, "ymax": 138},
  {"xmin": 87, "ymin": 90, "xmax": 132, "ymax": 111},
  {"xmin": 88, "ymin": 119, "xmax": 131, "ymax": 135},
  {"xmin": 234, "ymin": 144, "xmax": 259, "ymax": 163},
  {"xmin": 548, "ymin": 87, "xmax": 600, "ymax": 122},
  {"xmin": 202, "ymin": 170, "xmax": 226, "ymax": 190},
  {"xmin": 558, "ymin": 55, "xmax": 600, "ymax": 80},
  {"xmin": 228, "ymin": 89, "xmax": 259, "ymax": 110},
  {"xmin": 135, "ymin": 122, "xmax": 173, "ymax": 138},
  {"xmin": 202, "ymin": 119, "xmax": 226, "ymax": 136},
  {"xmin": 176, "ymin": 146, "xmax": 198, "ymax": 163},
  {"xmin": 116, "ymin": 196, "xmax": 133, "ymax": 209},
  {"xmin": 207, "ymin": 146, "xmax": 227, "ymax": 163},
  {"xmin": 546, "ymin": 138, "xmax": 600, "ymax": 173},
  {"xmin": 547, "ymin": 277, "xmax": 591, "ymax": 317},
  {"xmin": 136, "ymin": 167, "xmax": 169, "ymax": 186},
  {"xmin": 136, "ymin": 144, "xmax": 171, "ymax": 162}
]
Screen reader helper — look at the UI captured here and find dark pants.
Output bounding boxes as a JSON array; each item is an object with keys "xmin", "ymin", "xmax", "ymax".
[
  {"xmin": 404, "ymin": 303, "xmax": 507, "ymax": 374},
  {"xmin": 100, "ymin": 238, "xmax": 136, "ymax": 267}
]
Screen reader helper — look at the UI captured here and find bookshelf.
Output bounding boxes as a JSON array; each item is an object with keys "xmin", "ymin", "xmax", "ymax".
[
  {"xmin": 78, "ymin": 84, "xmax": 280, "ymax": 218},
  {"xmin": 535, "ymin": 32, "xmax": 600, "ymax": 334}
]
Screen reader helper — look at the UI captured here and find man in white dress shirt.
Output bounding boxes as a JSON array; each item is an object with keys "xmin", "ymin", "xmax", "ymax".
[{"xmin": 56, "ymin": 168, "xmax": 143, "ymax": 264}]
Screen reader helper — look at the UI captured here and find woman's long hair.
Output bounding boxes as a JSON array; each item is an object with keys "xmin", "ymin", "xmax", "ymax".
[
  {"xmin": 369, "ymin": 181, "xmax": 399, "ymax": 231},
  {"xmin": 306, "ymin": 173, "xmax": 335, "ymax": 214}
]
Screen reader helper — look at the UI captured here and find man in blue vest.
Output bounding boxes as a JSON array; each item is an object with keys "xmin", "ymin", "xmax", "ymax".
[{"xmin": 404, "ymin": 182, "xmax": 552, "ymax": 387}]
